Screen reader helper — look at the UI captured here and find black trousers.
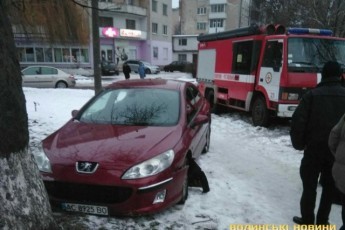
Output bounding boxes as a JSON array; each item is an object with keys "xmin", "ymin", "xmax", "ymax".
[{"xmin": 299, "ymin": 154, "xmax": 335, "ymax": 224}]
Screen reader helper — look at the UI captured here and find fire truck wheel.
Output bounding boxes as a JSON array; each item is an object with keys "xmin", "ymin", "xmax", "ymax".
[{"xmin": 252, "ymin": 96, "xmax": 269, "ymax": 127}]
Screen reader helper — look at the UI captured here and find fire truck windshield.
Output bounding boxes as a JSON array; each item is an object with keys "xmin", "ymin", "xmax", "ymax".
[{"xmin": 288, "ymin": 37, "xmax": 345, "ymax": 72}]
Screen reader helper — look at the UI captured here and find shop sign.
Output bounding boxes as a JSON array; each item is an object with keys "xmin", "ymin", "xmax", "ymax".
[
  {"xmin": 120, "ymin": 29, "xmax": 142, "ymax": 38},
  {"xmin": 102, "ymin": 27, "xmax": 119, "ymax": 38}
]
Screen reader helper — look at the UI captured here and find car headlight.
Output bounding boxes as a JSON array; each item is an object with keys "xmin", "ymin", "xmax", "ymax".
[
  {"xmin": 32, "ymin": 142, "xmax": 52, "ymax": 173},
  {"xmin": 122, "ymin": 150, "xmax": 175, "ymax": 179}
]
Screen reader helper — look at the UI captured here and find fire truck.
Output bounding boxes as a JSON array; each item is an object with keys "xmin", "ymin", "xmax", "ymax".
[{"xmin": 196, "ymin": 24, "xmax": 345, "ymax": 126}]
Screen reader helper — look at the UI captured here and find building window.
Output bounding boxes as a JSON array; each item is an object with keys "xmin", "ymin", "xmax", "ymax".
[
  {"xmin": 197, "ymin": 22, "xmax": 206, "ymax": 30},
  {"xmin": 163, "ymin": 25, "xmax": 168, "ymax": 35},
  {"xmin": 99, "ymin": 17, "xmax": 113, "ymax": 27},
  {"xmin": 178, "ymin": 54, "xmax": 187, "ymax": 61},
  {"xmin": 44, "ymin": 48, "xmax": 53, "ymax": 62},
  {"xmin": 35, "ymin": 48, "xmax": 44, "ymax": 62},
  {"xmin": 163, "ymin": 4, "xmax": 168, "ymax": 16},
  {"xmin": 126, "ymin": 19, "xmax": 136, "ymax": 29},
  {"xmin": 197, "ymin": 7, "xmax": 206, "ymax": 15},
  {"xmin": 152, "ymin": 23, "xmax": 158, "ymax": 34},
  {"xmin": 152, "ymin": 0, "xmax": 157, "ymax": 12},
  {"xmin": 153, "ymin": 47, "xmax": 158, "ymax": 58},
  {"xmin": 127, "ymin": 0, "xmax": 134, "ymax": 5},
  {"xmin": 178, "ymin": 39, "xmax": 187, "ymax": 46},
  {"xmin": 211, "ymin": 4, "xmax": 225, "ymax": 13},
  {"xmin": 210, "ymin": 19, "xmax": 223, "ymax": 28},
  {"xmin": 18, "ymin": 46, "xmax": 89, "ymax": 63}
]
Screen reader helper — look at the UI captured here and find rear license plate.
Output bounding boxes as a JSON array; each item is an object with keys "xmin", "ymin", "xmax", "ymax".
[{"xmin": 61, "ymin": 203, "xmax": 108, "ymax": 216}]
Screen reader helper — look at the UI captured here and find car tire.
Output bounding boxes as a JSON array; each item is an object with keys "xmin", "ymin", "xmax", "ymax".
[
  {"xmin": 252, "ymin": 96, "xmax": 270, "ymax": 127},
  {"xmin": 145, "ymin": 68, "xmax": 151, "ymax": 74},
  {"xmin": 177, "ymin": 158, "xmax": 189, "ymax": 205},
  {"xmin": 202, "ymin": 126, "xmax": 211, "ymax": 154},
  {"xmin": 55, "ymin": 81, "xmax": 67, "ymax": 88}
]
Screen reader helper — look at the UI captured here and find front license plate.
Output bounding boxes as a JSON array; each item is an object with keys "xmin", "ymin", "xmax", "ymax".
[{"xmin": 61, "ymin": 203, "xmax": 108, "ymax": 216}]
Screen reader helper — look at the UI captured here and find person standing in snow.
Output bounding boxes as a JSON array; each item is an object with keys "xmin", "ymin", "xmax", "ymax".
[
  {"xmin": 329, "ymin": 113, "xmax": 345, "ymax": 230},
  {"xmin": 138, "ymin": 62, "xmax": 146, "ymax": 79},
  {"xmin": 122, "ymin": 63, "xmax": 131, "ymax": 80},
  {"xmin": 290, "ymin": 61, "xmax": 345, "ymax": 225}
]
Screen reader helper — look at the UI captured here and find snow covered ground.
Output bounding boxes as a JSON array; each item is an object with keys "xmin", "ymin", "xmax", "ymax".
[{"xmin": 25, "ymin": 71, "xmax": 343, "ymax": 229}]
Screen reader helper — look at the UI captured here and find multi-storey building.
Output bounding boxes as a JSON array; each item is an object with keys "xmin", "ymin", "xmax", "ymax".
[
  {"xmin": 14, "ymin": 0, "xmax": 173, "ymax": 70},
  {"xmin": 179, "ymin": 0, "xmax": 250, "ymax": 35},
  {"xmin": 172, "ymin": 0, "xmax": 250, "ymax": 63}
]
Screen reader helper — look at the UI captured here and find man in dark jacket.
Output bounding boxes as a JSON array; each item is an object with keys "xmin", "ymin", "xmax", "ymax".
[{"xmin": 290, "ymin": 61, "xmax": 345, "ymax": 225}]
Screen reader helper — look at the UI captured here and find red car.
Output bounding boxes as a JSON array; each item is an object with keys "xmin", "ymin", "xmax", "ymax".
[{"xmin": 36, "ymin": 79, "xmax": 211, "ymax": 216}]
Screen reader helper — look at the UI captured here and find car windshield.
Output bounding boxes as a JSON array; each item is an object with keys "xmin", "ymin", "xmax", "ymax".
[
  {"xmin": 288, "ymin": 37, "xmax": 345, "ymax": 72},
  {"xmin": 79, "ymin": 88, "xmax": 180, "ymax": 126}
]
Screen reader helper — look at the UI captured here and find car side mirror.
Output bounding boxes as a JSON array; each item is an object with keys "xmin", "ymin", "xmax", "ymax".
[
  {"xmin": 71, "ymin": 110, "xmax": 79, "ymax": 118},
  {"xmin": 191, "ymin": 114, "xmax": 209, "ymax": 128}
]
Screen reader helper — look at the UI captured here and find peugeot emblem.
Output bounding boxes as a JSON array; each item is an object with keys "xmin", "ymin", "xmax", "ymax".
[{"xmin": 76, "ymin": 161, "xmax": 99, "ymax": 174}]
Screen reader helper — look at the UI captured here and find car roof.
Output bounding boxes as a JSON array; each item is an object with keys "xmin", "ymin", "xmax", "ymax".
[{"xmin": 105, "ymin": 79, "xmax": 187, "ymax": 91}]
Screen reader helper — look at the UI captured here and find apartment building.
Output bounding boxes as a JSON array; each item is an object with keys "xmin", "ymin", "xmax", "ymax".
[
  {"xmin": 179, "ymin": 0, "xmax": 250, "ymax": 35},
  {"xmin": 15, "ymin": 0, "xmax": 173, "ymax": 70},
  {"xmin": 172, "ymin": 0, "xmax": 250, "ymax": 63}
]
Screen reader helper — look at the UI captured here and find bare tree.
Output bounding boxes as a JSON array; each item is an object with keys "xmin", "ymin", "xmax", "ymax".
[
  {"xmin": 299, "ymin": 0, "xmax": 345, "ymax": 37},
  {"xmin": 0, "ymin": 1, "xmax": 88, "ymax": 229},
  {"xmin": 249, "ymin": 0, "xmax": 345, "ymax": 37}
]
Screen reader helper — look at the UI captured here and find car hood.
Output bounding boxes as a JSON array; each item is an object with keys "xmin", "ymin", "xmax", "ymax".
[{"xmin": 43, "ymin": 120, "xmax": 182, "ymax": 170}]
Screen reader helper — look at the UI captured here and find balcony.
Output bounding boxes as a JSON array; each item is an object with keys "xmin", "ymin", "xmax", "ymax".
[
  {"xmin": 209, "ymin": 12, "xmax": 227, "ymax": 19},
  {"xmin": 98, "ymin": 2, "xmax": 146, "ymax": 16}
]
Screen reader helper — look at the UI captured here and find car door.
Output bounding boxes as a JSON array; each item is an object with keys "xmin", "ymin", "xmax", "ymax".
[
  {"xmin": 22, "ymin": 66, "xmax": 40, "ymax": 87},
  {"xmin": 40, "ymin": 67, "xmax": 57, "ymax": 88},
  {"xmin": 185, "ymin": 84, "xmax": 208, "ymax": 158},
  {"xmin": 128, "ymin": 60, "xmax": 139, "ymax": 73}
]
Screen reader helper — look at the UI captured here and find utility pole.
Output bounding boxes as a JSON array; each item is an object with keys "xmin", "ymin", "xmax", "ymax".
[{"xmin": 92, "ymin": 0, "xmax": 102, "ymax": 94}]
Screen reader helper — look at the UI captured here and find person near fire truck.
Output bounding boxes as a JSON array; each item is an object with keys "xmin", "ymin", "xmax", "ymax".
[
  {"xmin": 328, "ymin": 113, "xmax": 345, "ymax": 230},
  {"xmin": 290, "ymin": 61, "xmax": 345, "ymax": 225}
]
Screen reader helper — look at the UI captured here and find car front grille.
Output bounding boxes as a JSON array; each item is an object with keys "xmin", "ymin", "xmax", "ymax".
[{"xmin": 44, "ymin": 181, "xmax": 133, "ymax": 204}]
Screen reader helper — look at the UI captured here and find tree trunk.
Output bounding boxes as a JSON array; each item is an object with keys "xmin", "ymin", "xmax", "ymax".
[{"xmin": 0, "ymin": 2, "xmax": 56, "ymax": 229}]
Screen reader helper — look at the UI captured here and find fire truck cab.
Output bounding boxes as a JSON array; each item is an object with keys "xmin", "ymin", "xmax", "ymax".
[{"xmin": 197, "ymin": 24, "xmax": 345, "ymax": 126}]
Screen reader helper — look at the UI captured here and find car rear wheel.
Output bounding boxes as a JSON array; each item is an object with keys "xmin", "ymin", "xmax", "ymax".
[{"xmin": 55, "ymin": 81, "xmax": 67, "ymax": 88}]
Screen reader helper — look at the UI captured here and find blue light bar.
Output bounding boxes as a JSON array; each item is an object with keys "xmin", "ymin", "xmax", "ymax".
[{"xmin": 288, "ymin": 28, "xmax": 333, "ymax": 36}]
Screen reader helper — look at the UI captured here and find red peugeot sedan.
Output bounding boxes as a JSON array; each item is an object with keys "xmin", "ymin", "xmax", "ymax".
[{"xmin": 35, "ymin": 79, "xmax": 211, "ymax": 216}]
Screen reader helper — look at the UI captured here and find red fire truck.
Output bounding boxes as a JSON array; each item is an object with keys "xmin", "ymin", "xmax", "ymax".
[{"xmin": 196, "ymin": 24, "xmax": 345, "ymax": 126}]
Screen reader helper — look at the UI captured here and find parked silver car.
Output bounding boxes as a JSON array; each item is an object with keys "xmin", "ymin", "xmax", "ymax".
[
  {"xmin": 21, "ymin": 66, "xmax": 76, "ymax": 88},
  {"xmin": 123, "ymin": 60, "xmax": 160, "ymax": 74}
]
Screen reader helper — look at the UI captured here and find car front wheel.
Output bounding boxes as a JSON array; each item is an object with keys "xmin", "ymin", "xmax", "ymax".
[
  {"xmin": 145, "ymin": 69, "xmax": 151, "ymax": 74},
  {"xmin": 178, "ymin": 159, "xmax": 189, "ymax": 204}
]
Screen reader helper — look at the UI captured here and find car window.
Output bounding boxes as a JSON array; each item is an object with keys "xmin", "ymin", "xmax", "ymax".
[
  {"xmin": 41, "ymin": 67, "xmax": 57, "ymax": 75},
  {"xmin": 79, "ymin": 88, "xmax": 180, "ymax": 126},
  {"xmin": 22, "ymin": 67, "xmax": 40, "ymax": 75}
]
